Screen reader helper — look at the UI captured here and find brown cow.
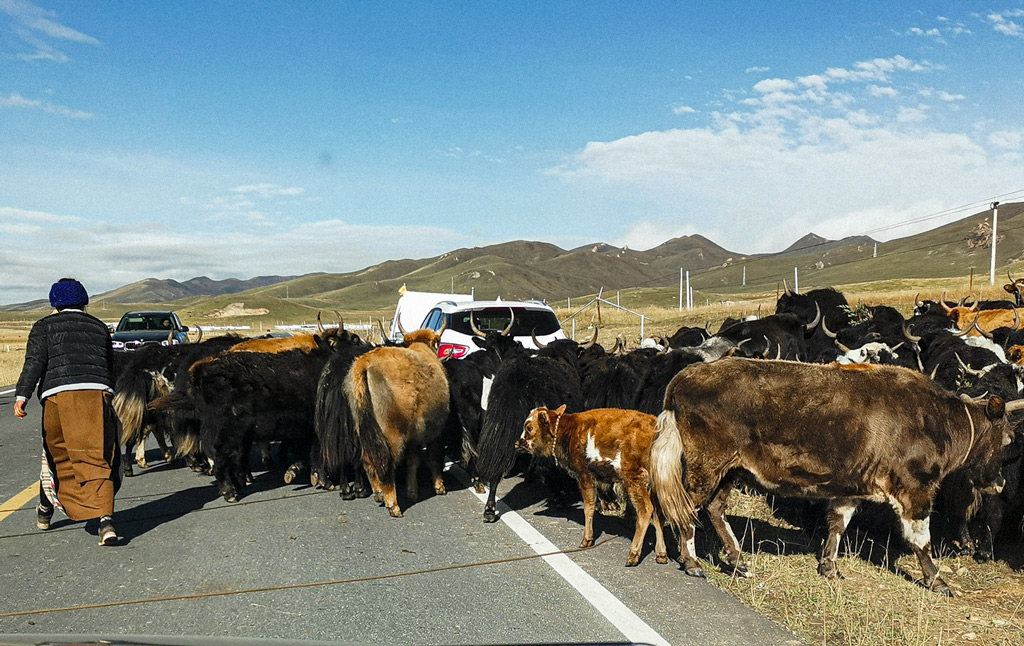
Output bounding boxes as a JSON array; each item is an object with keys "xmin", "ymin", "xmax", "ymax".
[
  {"xmin": 649, "ymin": 358, "xmax": 1020, "ymax": 596},
  {"xmin": 939, "ymin": 294, "xmax": 1022, "ymax": 336},
  {"xmin": 228, "ymin": 312, "xmax": 344, "ymax": 353},
  {"xmin": 517, "ymin": 405, "xmax": 668, "ymax": 567},
  {"xmin": 343, "ymin": 328, "xmax": 449, "ymax": 517}
]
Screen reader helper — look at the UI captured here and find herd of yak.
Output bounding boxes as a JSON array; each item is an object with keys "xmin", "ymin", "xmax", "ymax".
[{"xmin": 110, "ymin": 281, "xmax": 1024, "ymax": 596}]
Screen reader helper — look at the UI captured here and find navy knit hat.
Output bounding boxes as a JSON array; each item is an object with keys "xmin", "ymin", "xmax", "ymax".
[{"xmin": 49, "ymin": 278, "xmax": 89, "ymax": 309}]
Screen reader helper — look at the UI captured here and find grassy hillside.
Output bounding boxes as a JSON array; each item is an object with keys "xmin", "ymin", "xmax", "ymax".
[{"xmin": 4, "ymin": 202, "xmax": 1020, "ymax": 328}]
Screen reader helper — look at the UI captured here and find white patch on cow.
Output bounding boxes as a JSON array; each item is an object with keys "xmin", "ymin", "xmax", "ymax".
[
  {"xmin": 480, "ymin": 376, "xmax": 493, "ymax": 411},
  {"xmin": 584, "ymin": 435, "xmax": 622, "ymax": 471},
  {"xmin": 836, "ymin": 341, "xmax": 897, "ymax": 365},
  {"xmin": 900, "ymin": 517, "xmax": 931, "ymax": 549},
  {"xmin": 721, "ymin": 517, "xmax": 742, "ymax": 552},
  {"xmin": 685, "ymin": 536, "xmax": 696, "ymax": 556},
  {"xmin": 964, "ymin": 336, "xmax": 1007, "ymax": 363}
]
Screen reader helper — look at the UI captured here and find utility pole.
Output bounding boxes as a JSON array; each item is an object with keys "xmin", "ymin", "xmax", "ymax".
[
  {"xmin": 990, "ymin": 201, "xmax": 1000, "ymax": 285},
  {"xmin": 686, "ymin": 271, "xmax": 691, "ymax": 310},
  {"xmin": 793, "ymin": 267, "xmax": 799, "ymax": 293},
  {"xmin": 678, "ymin": 269, "xmax": 683, "ymax": 312}
]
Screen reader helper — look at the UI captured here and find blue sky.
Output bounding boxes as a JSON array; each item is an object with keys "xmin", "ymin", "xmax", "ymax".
[{"xmin": 2, "ymin": 2, "xmax": 1023, "ymax": 304}]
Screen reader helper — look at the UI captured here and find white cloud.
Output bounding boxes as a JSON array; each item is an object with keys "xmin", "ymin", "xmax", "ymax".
[
  {"xmin": 989, "ymin": 130, "xmax": 1023, "ymax": 150},
  {"xmin": 232, "ymin": 183, "xmax": 305, "ymax": 198},
  {"xmin": 0, "ymin": 92, "xmax": 93, "ymax": 118},
  {"xmin": 745, "ymin": 66, "xmax": 770, "ymax": 74},
  {"xmin": 0, "ymin": 0, "xmax": 100, "ymax": 63},
  {"xmin": 548, "ymin": 54, "xmax": 1023, "ymax": 255},
  {"xmin": 0, "ymin": 209, "xmax": 474, "ymax": 305},
  {"xmin": 988, "ymin": 10, "xmax": 1024, "ymax": 38},
  {"xmin": 868, "ymin": 85, "xmax": 899, "ymax": 98},
  {"xmin": 672, "ymin": 104, "xmax": 696, "ymax": 115}
]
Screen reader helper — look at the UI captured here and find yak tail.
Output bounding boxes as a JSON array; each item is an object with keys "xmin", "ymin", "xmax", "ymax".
[
  {"xmin": 649, "ymin": 410, "xmax": 697, "ymax": 533},
  {"xmin": 347, "ymin": 367, "xmax": 396, "ymax": 485},
  {"xmin": 316, "ymin": 361, "xmax": 360, "ymax": 475},
  {"xmin": 475, "ymin": 388, "xmax": 530, "ymax": 483},
  {"xmin": 148, "ymin": 389, "xmax": 199, "ymax": 458},
  {"xmin": 113, "ymin": 367, "xmax": 155, "ymax": 445}
]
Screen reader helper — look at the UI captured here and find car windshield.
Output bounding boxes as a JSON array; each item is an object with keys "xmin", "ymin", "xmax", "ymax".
[
  {"xmin": 447, "ymin": 307, "xmax": 561, "ymax": 336},
  {"xmin": 117, "ymin": 314, "xmax": 173, "ymax": 331}
]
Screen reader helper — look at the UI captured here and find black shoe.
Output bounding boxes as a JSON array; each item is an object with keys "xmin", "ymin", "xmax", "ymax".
[
  {"xmin": 98, "ymin": 516, "xmax": 118, "ymax": 546},
  {"xmin": 36, "ymin": 505, "xmax": 53, "ymax": 531}
]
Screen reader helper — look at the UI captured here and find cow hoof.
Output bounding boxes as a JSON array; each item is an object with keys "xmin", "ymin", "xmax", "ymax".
[
  {"xmin": 434, "ymin": 484, "xmax": 447, "ymax": 495},
  {"xmin": 684, "ymin": 566, "xmax": 706, "ymax": 578},
  {"xmin": 162, "ymin": 451, "xmax": 174, "ymax": 463},
  {"xmin": 373, "ymin": 492, "xmax": 384, "ymax": 504},
  {"xmin": 474, "ymin": 483, "xmax": 486, "ymax": 494},
  {"xmin": 284, "ymin": 467, "xmax": 299, "ymax": 485},
  {"xmin": 123, "ymin": 464, "xmax": 135, "ymax": 478},
  {"xmin": 137, "ymin": 459, "xmax": 149, "ymax": 469},
  {"xmin": 483, "ymin": 510, "xmax": 498, "ymax": 523},
  {"xmin": 388, "ymin": 507, "xmax": 404, "ymax": 518},
  {"xmin": 580, "ymin": 538, "xmax": 594, "ymax": 549},
  {"xmin": 625, "ymin": 553, "xmax": 641, "ymax": 567},
  {"xmin": 817, "ymin": 562, "xmax": 844, "ymax": 579},
  {"xmin": 656, "ymin": 555, "xmax": 669, "ymax": 565}
]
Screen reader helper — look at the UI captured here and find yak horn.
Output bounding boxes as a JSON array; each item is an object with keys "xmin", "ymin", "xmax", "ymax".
[
  {"xmin": 1015, "ymin": 308, "xmax": 1022, "ymax": 330},
  {"xmin": 805, "ymin": 302, "xmax": 821, "ymax": 332},
  {"xmin": 915, "ymin": 293, "xmax": 924, "ymax": 308},
  {"xmin": 1003, "ymin": 398, "xmax": 1024, "ymax": 413},
  {"xmin": 940, "ymin": 292, "xmax": 954, "ymax": 313},
  {"xmin": 955, "ymin": 353, "xmax": 987, "ymax": 377},
  {"xmin": 502, "ymin": 308, "xmax": 514, "ymax": 336},
  {"xmin": 469, "ymin": 311, "xmax": 486, "ymax": 338},
  {"xmin": 334, "ymin": 311, "xmax": 344, "ymax": 331},
  {"xmin": 903, "ymin": 324, "xmax": 922, "ymax": 344},
  {"xmin": 397, "ymin": 316, "xmax": 409, "ymax": 339},
  {"xmin": 836, "ymin": 340, "xmax": 852, "ymax": 354},
  {"xmin": 783, "ymin": 279, "xmax": 793, "ymax": 296},
  {"xmin": 531, "ymin": 330, "xmax": 547, "ymax": 349},
  {"xmin": 316, "ymin": 312, "xmax": 325, "ymax": 334},
  {"xmin": 970, "ymin": 313, "xmax": 993, "ymax": 339},
  {"xmin": 581, "ymin": 327, "xmax": 599, "ymax": 350},
  {"xmin": 193, "ymin": 326, "xmax": 203, "ymax": 344},
  {"xmin": 378, "ymin": 318, "xmax": 389, "ymax": 343},
  {"xmin": 821, "ymin": 316, "xmax": 837, "ymax": 339}
]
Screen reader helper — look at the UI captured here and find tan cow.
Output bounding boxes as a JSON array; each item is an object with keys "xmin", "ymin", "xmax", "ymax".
[{"xmin": 517, "ymin": 405, "xmax": 668, "ymax": 567}]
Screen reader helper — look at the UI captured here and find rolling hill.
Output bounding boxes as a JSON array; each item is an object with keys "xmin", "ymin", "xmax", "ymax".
[{"xmin": 4, "ymin": 202, "xmax": 1022, "ymax": 325}]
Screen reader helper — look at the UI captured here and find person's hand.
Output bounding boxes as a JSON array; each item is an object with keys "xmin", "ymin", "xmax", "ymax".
[{"xmin": 13, "ymin": 400, "xmax": 27, "ymax": 419}]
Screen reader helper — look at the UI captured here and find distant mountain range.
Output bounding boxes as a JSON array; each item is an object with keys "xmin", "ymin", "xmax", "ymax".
[{"xmin": 3, "ymin": 202, "xmax": 1022, "ymax": 318}]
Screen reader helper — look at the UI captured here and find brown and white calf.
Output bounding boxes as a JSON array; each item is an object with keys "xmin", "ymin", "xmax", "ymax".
[{"xmin": 517, "ymin": 405, "xmax": 668, "ymax": 567}]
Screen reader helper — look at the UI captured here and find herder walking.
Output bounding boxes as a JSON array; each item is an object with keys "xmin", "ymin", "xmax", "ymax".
[{"xmin": 13, "ymin": 278, "xmax": 121, "ymax": 545}]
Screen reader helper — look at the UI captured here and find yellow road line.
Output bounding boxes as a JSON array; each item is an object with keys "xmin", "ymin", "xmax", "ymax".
[{"xmin": 0, "ymin": 483, "xmax": 38, "ymax": 524}]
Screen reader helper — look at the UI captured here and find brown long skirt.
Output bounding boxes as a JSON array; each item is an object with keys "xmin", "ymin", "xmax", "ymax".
[{"xmin": 42, "ymin": 390, "xmax": 120, "ymax": 521}]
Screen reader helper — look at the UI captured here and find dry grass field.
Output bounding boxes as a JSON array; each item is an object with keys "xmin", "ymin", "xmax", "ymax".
[{"xmin": 2, "ymin": 281, "xmax": 1022, "ymax": 644}]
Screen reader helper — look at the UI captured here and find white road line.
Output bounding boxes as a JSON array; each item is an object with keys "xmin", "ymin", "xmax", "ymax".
[
  {"xmin": 0, "ymin": 388, "xmax": 14, "ymax": 395},
  {"xmin": 450, "ymin": 466, "xmax": 670, "ymax": 646}
]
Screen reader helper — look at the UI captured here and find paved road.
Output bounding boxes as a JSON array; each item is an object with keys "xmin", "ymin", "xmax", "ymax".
[{"xmin": 0, "ymin": 386, "xmax": 801, "ymax": 645}]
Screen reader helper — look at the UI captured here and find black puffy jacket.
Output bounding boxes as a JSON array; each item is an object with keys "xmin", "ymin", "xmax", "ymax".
[{"xmin": 16, "ymin": 310, "xmax": 114, "ymax": 401}]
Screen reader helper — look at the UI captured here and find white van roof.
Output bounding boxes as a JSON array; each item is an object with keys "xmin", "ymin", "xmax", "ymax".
[{"xmin": 389, "ymin": 289, "xmax": 474, "ymax": 341}]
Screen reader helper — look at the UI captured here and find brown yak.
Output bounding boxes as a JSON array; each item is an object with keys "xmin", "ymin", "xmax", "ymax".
[
  {"xmin": 649, "ymin": 357, "xmax": 1020, "ymax": 596},
  {"xmin": 343, "ymin": 327, "xmax": 450, "ymax": 517},
  {"xmin": 518, "ymin": 405, "xmax": 669, "ymax": 567}
]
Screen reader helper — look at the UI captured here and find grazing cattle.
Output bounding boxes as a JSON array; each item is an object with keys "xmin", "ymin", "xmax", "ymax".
[
  {"xmin": 310, "ymin": 337, "xmax": 376, "ymax": 496},
  {"xmin": 1004, "ymin": 271, "xmax": 1024, "ymax": 307},
  {"xmin": 665, "ymin": 325, "xmax": 710, "ymax": 349},
  {"xmin": 715, "ymin": 312, "xmax": 815, "ymax": 361},
  {"xmin": 517, "ymin": 405, "xmax": 668, "ymax": 566},
  {"xmin": 475, "ymin": 337, "xmax": 590, "ymax": 522},
  {"xmin": 939, "ymin": 295, "xmax": 1023, "ymax": 336},
  {"xmin": 227, "ymin": 312, "xmax": 344, "ymax": 353},
  {"xmin": 649, "ymin": 358, "xmax": 1019, "ymax": 595},
  {"xmin": 775, "ymin": 286, "xmax": 851, "ymax": 363},
  {"xmin": 155, "ymin": 330, "xmax": 357, "ymax": 502},
  {"xmin": 442, "ymin": 318, "xmax": 531, "ymax": 484},
  {"xmin": 114, "ymin": 335, "xmax": 245, "ymax": 475},
  {"xmin": 337, "ymin": 328, "xmax": 450, "ymax": 517}
]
